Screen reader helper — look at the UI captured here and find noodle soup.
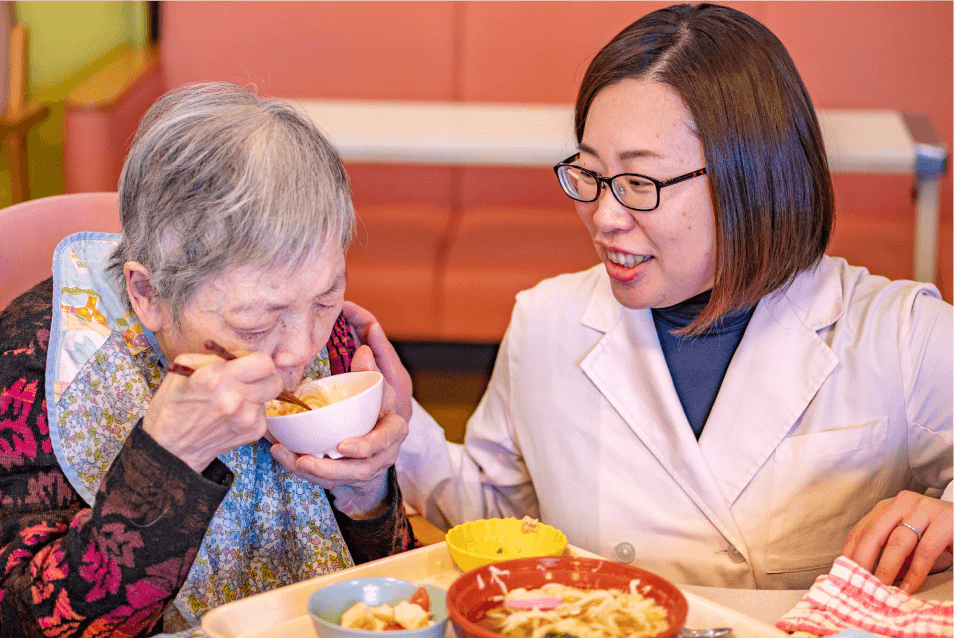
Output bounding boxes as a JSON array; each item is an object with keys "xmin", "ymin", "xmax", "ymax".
[
  {"xmin": 447, "ymin": 556, "xmax": 687, "ymax": 638},
  {"xmin": 265, "ymin": 371, "xmax": 383, "ymax": 458},
  {"xmin": 266, "ymin": 385, "xmax": 335, "ymax": 416},
  {"xmin": 478, "ymin": 583, "xmax": 668, "ymax": 638}
]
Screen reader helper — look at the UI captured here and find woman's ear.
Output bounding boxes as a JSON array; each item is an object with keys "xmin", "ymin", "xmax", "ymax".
[{"xmin": 124, "ymin": 262, "xmax": 167, "ymax": 332}]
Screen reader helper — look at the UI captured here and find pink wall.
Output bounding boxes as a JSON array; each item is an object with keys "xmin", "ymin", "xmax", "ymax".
[
  {"xmin": 161, "ymin": 2, "xmax": 457, "ymax": 100},
  {"xmin": 160, "ymin": 2, "xmax": 952, "ymax": 299},
  {"xmin": 764, "ymin": 2, "xmax": 952, "ymax": 296}
]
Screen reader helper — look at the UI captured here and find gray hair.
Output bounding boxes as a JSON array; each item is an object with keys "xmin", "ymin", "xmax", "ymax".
[{"xmin": 107, "ymin": 81, "xmax": 354, "ymax": 321}]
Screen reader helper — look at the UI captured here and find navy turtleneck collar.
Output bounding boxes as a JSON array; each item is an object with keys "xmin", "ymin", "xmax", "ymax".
[
  {"xmin": 650, "ymin": 290, "xmax": 755, "ymax": 438},
  {"xmin": 652, "ymin": 290, "xmax": 754, "ymax": 334}
]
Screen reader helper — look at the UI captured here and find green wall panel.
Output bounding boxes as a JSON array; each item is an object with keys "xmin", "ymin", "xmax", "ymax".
[{"xmin": 1, "ymin": 1, "xmax": 146, "ymax": 206}]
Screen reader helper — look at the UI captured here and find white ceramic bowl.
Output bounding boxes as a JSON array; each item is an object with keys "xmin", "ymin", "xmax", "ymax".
[{"xmin": 266, "ymin": 371, "xmax": 383, "ymax": 458}]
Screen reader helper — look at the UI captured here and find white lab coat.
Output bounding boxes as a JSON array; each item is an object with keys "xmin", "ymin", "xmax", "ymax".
[{"xmin": 396, "ymin": 256, "xmax": 953, "ymax": 589}]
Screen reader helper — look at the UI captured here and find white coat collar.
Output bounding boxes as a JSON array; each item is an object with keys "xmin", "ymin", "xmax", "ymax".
[
  {"xmin": 579, "ymin": 267, "xmax": 621, "ymax": 333},
  {"xmin": 700, "ymin": 257, "xmax": 842, "ymax": 505},
  {"xmin": 576, "ymin": 258, "xmax": 843, "ymax": 551},
  {"xmin": 579, "ymin": 257, "xmax": 844, "ymax": 334}
]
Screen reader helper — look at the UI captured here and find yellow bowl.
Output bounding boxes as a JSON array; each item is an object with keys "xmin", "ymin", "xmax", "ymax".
[{"xmin": 445, "ymin": 518, "xmax": 568, "ymax": 572}]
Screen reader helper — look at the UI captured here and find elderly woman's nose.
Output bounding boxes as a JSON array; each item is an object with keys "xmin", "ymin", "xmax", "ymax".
[{"xmin": 273, "ymin": 326, "xmax": 318, "ymax": 369}]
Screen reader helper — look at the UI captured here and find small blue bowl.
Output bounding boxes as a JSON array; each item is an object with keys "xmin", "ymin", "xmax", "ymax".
[{"xmin": 308, "ymin": 577, "xmax": 448, "ymax": 638}]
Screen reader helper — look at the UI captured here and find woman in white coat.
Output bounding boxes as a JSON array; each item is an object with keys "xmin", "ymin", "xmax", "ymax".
[{"xmin": 358, "ymin": 3, "xmax": 953, "ymax": 591}]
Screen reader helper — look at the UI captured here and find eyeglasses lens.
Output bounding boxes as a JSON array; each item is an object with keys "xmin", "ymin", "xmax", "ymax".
[
  {"xmin": 558, "ymin": 166, "xmax": 657, "ymax": 210},
  {"xmin": 559, "ymin": 166, "xmax": 597, "ymax": 201},
  {"xmin": 612, "ymin": 176, "xmax": 657, "ymax": 210}
]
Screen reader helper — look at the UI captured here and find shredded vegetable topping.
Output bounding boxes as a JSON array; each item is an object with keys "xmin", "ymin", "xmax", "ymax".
[{"xmin": 482, "ymin": 582, "xmax": 668, "ymax": 638}]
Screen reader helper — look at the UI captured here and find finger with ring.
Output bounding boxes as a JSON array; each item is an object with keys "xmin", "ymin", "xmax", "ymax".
[{"xmin": 897, "ymin": 522, "xmax": 923, "ymax": 541}]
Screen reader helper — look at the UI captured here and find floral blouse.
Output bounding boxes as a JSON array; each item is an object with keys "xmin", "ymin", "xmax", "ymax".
[{"xmin": 0, "ymin": 279, "xmax": 414, "ymax": 637}]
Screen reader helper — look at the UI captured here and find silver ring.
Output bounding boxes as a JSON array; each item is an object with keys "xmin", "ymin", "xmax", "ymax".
[{"xmin": 897, "ymin": 522, "xmax": 923, "ymax": 541}]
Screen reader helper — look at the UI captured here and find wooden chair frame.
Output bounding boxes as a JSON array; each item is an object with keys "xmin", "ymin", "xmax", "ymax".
[{"xmin": 1, "ymin": 22, "xmax": 49, "ymax": 204}]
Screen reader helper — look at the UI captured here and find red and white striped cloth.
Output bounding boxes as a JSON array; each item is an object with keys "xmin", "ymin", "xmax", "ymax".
[{"xmin": 776, "ymin": 556, "xmax": 953, "ymax": 638}]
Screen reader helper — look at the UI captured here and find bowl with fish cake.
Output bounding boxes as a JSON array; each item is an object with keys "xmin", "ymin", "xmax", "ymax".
[
  {"xmin": 446, "ymin": 556, "xmax": 687, "ymax": 638},
  {"xmin": 266, "ymin": 371, "xmax": 383, "ymax": 458},
  {"xmin": 308, "ymin": 577, "xmax": 448, "ymax": 638}
]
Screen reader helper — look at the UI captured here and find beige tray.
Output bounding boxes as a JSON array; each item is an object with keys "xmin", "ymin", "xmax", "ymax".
[{"xmin": 201, "ymin": 542, "xmax": 787, "ymax": 638}]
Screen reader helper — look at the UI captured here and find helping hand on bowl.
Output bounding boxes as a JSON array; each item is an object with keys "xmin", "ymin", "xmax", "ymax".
[
  {"xmin": 268, "ymin": 344, "xmax": 409, "ymax": 518},
  {"xmin": 342, "ymin": 301, "xmax": 412, "ymax": 422}
]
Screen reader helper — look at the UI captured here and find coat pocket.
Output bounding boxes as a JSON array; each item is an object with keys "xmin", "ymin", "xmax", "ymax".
[{"xmin": 765, "ymin": 418, "xmax": 888, "ymax": 574}]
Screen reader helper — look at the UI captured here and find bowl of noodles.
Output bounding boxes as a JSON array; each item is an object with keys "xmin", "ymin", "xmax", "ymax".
[
  {"xmin": 446, "ymin": 517, "xmax": 568, "ymax": 571},
  {"xmin": 265, "ymin": 371, "xmax": 383, "ymax": 458},
  {"xmin": 446, "ymin": 556, "xmax": 687, "ymax": 638}
]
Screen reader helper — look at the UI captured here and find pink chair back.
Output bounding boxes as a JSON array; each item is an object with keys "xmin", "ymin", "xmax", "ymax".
[{"xmin": 0, "ymin": 192, "xmax": 121, "ymax": 311}]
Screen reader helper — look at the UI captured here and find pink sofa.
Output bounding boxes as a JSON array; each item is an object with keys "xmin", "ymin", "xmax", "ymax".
[{"xmin": 63, "ymin": 2, "xmax": 953, "ymax": 341}]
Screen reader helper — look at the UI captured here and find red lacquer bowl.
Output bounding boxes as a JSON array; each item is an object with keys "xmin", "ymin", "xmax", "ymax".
[{"xmin": 446, "ymin": 556, "xmax": 688, "ymax": 638}]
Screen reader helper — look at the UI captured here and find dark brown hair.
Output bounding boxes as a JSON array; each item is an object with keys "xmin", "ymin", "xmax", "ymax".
[{"xmin": 576, "ymin": 3, "xmax": 834, "ymax": 334}]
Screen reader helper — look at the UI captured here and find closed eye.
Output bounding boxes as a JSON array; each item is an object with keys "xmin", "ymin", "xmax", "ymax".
[
  {"xmin": 234, "ymin": 326, "xmax": 273, "ymax": 341},
  {"xmin": 313, "ymin": 302, "xmax": 337, "ymax": 314}
]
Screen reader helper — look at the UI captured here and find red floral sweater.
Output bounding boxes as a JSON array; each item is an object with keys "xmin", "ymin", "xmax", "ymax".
[{"xmin": 0, "ymin": 280, "xmax": 413, "ymax": 637}]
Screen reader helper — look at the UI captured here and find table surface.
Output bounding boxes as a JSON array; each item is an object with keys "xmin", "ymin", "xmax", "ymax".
[
  {"xmin": 408, "ymin": 513, "xmax": 447, "ymax": 546},
  {"xmin": 293, "ymin": 98, "xmax": 941, "ymax": 283},
  {"xmin": 684, "ymin": 569, "xmax": 953, "ymax": 626},
  {"xmin": 294, "ymin": 99, "xmax": 927, "ymax": 174},
  {"xmin": 201, "ymin": 542, "xmax": 789, "ymax": 638},
  {"xmin": 406, "ymin": 514, "xmax": 953, "ymax": 627}
]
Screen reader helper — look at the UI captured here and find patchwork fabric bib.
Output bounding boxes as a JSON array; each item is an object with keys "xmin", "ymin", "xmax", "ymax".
[{"xmin": 45, "ymin": 233, "xmax": 354, "ymax": 628}]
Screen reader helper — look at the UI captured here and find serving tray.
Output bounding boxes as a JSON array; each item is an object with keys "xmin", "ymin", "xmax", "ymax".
[{"xmin": 201, "ymin": 542, "xmax": 787, "ymax": 638}]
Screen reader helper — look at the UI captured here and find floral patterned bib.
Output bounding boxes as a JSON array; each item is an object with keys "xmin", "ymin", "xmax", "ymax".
[{"xmin": 45, "ymin": 233, "xmax": 354, "ymax": 628}]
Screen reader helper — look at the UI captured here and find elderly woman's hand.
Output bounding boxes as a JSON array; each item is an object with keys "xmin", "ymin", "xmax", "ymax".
[
  {"xmin": 269, "ymin": 345, "xmax": 409, "ymax": 518},
  {"xmin": 842, "ymin": 490, "xmax": 953, "ymax": 593},
  {"xmin": 144, "ymin": 352, "xmax": 284, "ymax": 473}
]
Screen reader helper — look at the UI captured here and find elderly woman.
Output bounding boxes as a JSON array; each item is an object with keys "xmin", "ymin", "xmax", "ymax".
[
  {"xmin": 387, "ymin": 3, "xmax": 952, "ymax": 593},
  {"xmin": 0, "ymin": 83, "xmax": 412, "ymax": 635}
]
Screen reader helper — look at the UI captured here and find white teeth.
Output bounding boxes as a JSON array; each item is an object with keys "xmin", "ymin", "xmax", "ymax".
[{"xmin": 607, "ymin": 251, "xmax": 650, "ymax": 268}]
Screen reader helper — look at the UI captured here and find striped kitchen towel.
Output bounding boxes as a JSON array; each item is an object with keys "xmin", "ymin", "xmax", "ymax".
[{"xmin": 777, "ymin": 556, "xmax": 952, "ymax": 638}]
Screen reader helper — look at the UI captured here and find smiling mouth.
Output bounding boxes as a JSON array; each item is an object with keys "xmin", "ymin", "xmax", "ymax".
[{"xmin": 605, "ymin": 250, "xmax": 652, "ymax": 268}]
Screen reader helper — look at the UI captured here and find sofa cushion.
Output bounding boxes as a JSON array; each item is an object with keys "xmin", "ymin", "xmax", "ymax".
[
  {"xmin": 346, "ymin": 202, "xmax": 452, "ymax": 341},
  {"xmin": 438, "ymin": 206, "xmax": 597, "ymax": 342}
]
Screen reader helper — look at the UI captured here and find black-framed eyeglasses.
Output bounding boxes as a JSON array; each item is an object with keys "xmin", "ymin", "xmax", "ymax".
[{"xmin": 553, "ymin": 153, "xmax": 707, "ymax": 212}]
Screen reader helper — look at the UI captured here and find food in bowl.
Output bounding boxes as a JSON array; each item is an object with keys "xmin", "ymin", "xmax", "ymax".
[
  {"xmin": 308, "ymin": 577, "xmax": 448, "ymax": 638},
  {"xmin": 518, "ymin": 516, "xmax": 538, "ymax": 533},
  {"xmin": 446, "ymin": 517, "xmax": 568, "ymax": 571},
  {"xmin": 266, "ymin": 385, "xmax": 334, "ymax": 415},
  {"xmin": 446, "ymin": 556, "xmax": 687, "ymax": 638},
  {"xmin": 340, "ymin": 586, "xmax": 432, "ymax": 630},
  {"xmin": 266, "ymin": 371, "xmax": 383, "ymax": 458},
  {"xmin": 481, "ymin": 582, "xmax": 668, "ymax": 637}
]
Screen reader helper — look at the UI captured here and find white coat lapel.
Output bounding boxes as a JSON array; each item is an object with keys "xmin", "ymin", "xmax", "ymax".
[
  {"xmin": 700, "ymin": 258, "xmax": 843, "ymax": 506},
  {"xmin": 578, "ymin": 274, "xmax": 748, "ymax": 549}
]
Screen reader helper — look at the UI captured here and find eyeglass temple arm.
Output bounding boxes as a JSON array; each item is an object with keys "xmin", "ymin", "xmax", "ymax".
[{"xmin": 661, "ymin": 167, "xmax": 707, "ymax": 187}]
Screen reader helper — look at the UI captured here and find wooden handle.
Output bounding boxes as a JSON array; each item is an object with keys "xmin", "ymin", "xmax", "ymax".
[
  {"xmin": 204, "ymin": 340, "xmax": 238, "ymax": 361},
  {"xmin": 179, "ymin": 342, "xmax": 312, "ymax": 412},
  {"xmin": 166, "ymin": 361, "xmax": 196, "ymax": 376},
  {"xmin": 167, "ymin": 360, "xmax": 310, "ymax": 411},
  {"xmin": 9, "ymin": 23, "xmax": 26, "ymax": 113}
]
